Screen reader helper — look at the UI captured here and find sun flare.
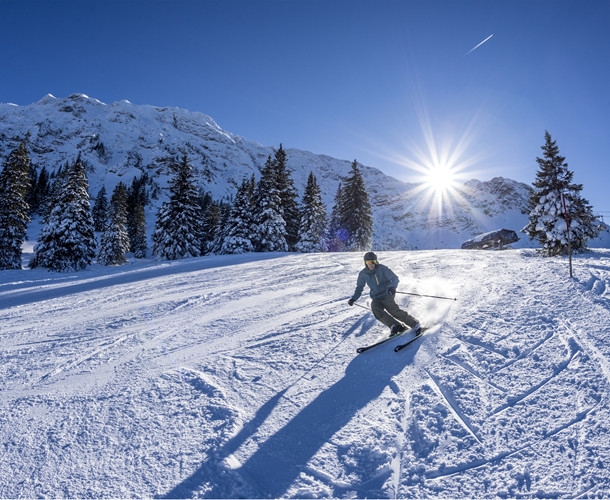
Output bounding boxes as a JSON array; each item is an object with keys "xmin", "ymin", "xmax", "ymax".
[
  {"xmin": 362, "ymin": 92, "xmax": 490, "ymax": 217},
  {"xmin": 395, "ymin": 109, "xmax": 486, "ymax": 215},
  {"xmin": 424, "ymin": 164, "xmax": 458, "ymax": 195},
  {"xmin": 378, "ymin": 127, "xmax": 483, "ymax": 218}
]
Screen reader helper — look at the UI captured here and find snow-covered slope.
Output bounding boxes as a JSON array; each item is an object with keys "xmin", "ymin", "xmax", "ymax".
[
  {"xmin": 1, "ymin": 249, "xmax": 610, "ymax": 497},
  {"xmin": 0, "ymin": 93, "xmax": 556, "ymax": 250}
]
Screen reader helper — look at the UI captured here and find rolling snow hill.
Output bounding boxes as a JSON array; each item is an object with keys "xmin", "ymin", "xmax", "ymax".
[
  {"xmin": 1, "ymin": 249, "xmax": 610, "ymax": 497},
  {"xmin": 0, "ymin": 93, "xmax": 577, "ymax": 250}
]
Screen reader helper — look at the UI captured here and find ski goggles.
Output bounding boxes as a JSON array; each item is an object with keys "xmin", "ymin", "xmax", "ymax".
[{"xmin": 365, "ymin": 260, "xmax": 377, "ymax": 265}]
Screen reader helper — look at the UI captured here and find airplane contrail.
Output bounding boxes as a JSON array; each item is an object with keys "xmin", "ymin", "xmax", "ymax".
[{"xmin": 466, "ymin": 34, "xmax": 494, "ymax": 55}]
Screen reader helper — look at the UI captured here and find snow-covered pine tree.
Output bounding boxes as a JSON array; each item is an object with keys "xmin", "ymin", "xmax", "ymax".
[
  {"xmin": 522, "ymin": 131, "xmax": 600, "ymax": 256},
  {"xmin": 220, "ymin": 176, "xmax": 256, "ymax": 254},
  {"xmin": 30, "ymin": 156, "xmax": 96, "ymax": 271},
  {"xmin": 332, "ymin": 160, "xmax": 373, "ymax": 252},
  {"xmin": 273, "ymin": 144, "xmax": 300, "ymax": 250},
  {"xmin": 152, "ymin": 155, "xmax": 202, "ymax": 260},
  {"xmin": 296, "ymin": 171, "xmax": 328, "ymax": 253},
  {"xmin": 0, "ymin": 140, "xmax": 32, "ymax": 270},
  {"xmin": 92, "ymin": 185, "xmax": 108, "ymax": 232},
  {"xmin": 98, "ymin": 182, "xmax": 130, "ymax": 266},
  {"xmin": 253, "ymin": 156, "xmax": 288, "ymax": 252}
]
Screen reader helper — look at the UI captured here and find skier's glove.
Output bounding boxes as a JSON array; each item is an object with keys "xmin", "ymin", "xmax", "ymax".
[
  {"xmin": 388, "ymin": 287, "xmax": 396, "ymax": 297},
  {"xmin": 348, "ymin": 298, "xmax": 355, "ymax": 306}
]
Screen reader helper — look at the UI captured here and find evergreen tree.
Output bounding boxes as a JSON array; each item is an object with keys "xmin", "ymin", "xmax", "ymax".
[
  {"xmin": 198, "ymin": 190, "xmax": 217, "ymax": 254},
  {"xmin": 296, "ymin": 172, "xmax": 328, "ymax": 253},
  {"xmin": 328, "ymin": 182, "xmax": 349, "ymax": 252},
  {"xmin": 328, "ymin": 160, "xmax": 373, "ymax": 252},
  {"xmin": 41, "ymin": 162, "xmax": 69, "ymax": 221},
  {"xmin": 98, "ymin": 182, "xmax": 130, "ymax": 265},
  {"xmin": 130, "ymin": 202, "xmax": 148, "ymax": 258},
  {"xmin": 253, "ymin": 156, "xmax": 288, "ymax": 252},
  {"xmin": 273, "ymin": 144, "xmax": 300, "ymax": 250},
  {"xmin": 152, "ymin": 155, "xmax": 202, "ymax": 260},
  {"xmin": 343, "ymin": 160, "xmax": 373, "ymax": 250},
  {"xmin": 0, "ymin": 140, "xmax": 32, "ymax": 269},
  {"xmin": 92, "ymin": 186, "xmax": 109, "ymax": 232},
  {"xmin": 30, "ymin": 165, "xmax": 50, "ymax": 215},
  {"xmin": 204, "ymin": 197, "xmax": 229, "ymax": 254},
  {"xmin": 126, "ymin": 173, "xmax": 150, "ymax": 255},
  {"xmin": 26, "ymin": 160, "xmax": 39, "ymax": 215},
  {"xmin": 522, "ymin": 131, "xmax": 600, "ymax": 256},
  {"xmin": 126, "ymin": 172, "xmax": 150, "ymax": 213},
  {"xmin": 31, "ymin": 157, "xmax": 96, "ymax": 271},
  {"xmin": 220, "ymin": 176, "xmax": 256, "ymax": 254}
]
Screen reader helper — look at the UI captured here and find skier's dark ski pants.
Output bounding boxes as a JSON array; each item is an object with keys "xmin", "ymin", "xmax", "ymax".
[{"xmin": 371, "ymin": 295, "xmax": 418, "ymax": 329}]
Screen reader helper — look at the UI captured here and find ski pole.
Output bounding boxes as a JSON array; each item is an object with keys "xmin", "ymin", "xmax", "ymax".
[
  {"xmin": 352, "ymin": 302, "xmax": 371, "ymax": 311},
  {"xmin": 396, "ymin": 291, "xmax": 457, "ymax": 301}
]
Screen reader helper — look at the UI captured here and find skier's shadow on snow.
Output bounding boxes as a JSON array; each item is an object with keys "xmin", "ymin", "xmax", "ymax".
[{"xmin": 163, "ymin": 316, "xmax": 423, "ymax": 499}]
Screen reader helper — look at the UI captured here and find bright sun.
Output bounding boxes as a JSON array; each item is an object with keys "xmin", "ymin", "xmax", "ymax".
[
  {"xmin": 424, "ymin": 164, "xmax": 457, "ymax": 195},
  {"xmin": 399, "ymin": 138, "xmax": 472, "ymax": 216},
  {"xmin": 377, "ymin": 95, "xmax": 486, "ymax": 216}
]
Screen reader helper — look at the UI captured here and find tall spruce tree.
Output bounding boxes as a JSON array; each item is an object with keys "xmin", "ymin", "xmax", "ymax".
[
  {"xmin": 31, "ymin": 157, "xmax": 96, "ymax": 271},
  {"xmin": 330, "ymin": 160, "xmax": 373, "ymax": 252},
  {"xmin": 273, "ymin": 144, "xmax": 300, "ymax": 250},
  {"xmin": 253, "ymin": 156, "xmax": 288, "ymax": 252},
  {"xmin": 522, "ymin": 131, "xmax": 600, "ymax": 256},
  {"xmin": 98, "ymin": 182, "xmax": 130, "ymax": 265},
  {"xmin": 220, "ymin": 176, "xmax": 256, "ymax": 254},
  {"xmin": 296, "ymin": 172, "xmax": 328, "ymax": 253},
  {"xmin": 152, "ymin": 155, "xmax": 202, "ymax": 260},
  {"xmin": 0, "ymin": 140, "xmax": 32, "ymax": 270}
]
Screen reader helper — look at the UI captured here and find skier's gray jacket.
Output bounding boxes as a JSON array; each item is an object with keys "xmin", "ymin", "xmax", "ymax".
[{"xmin": 351, "ymin": 263, "xmax": 400, "ymax": 301}]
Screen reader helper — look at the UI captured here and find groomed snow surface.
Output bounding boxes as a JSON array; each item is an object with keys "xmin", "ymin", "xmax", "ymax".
[{"xmin": 1, "ymin": 249, "xmax": 610, "ymax": 498}]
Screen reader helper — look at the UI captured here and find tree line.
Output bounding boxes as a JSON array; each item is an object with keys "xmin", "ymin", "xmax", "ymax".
[
  {"xmin": 0, "ymin": 141, "xmax": 374, "ymax": 271},
  {"xmin": 0, "ymin": 132, "xmax": 603, "ymax": 272}
]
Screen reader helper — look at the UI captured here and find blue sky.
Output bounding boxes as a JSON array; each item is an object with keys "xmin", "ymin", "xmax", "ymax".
[{"xmin": 2, "ymin": 0, "xmax": 609, "ymax": 213}]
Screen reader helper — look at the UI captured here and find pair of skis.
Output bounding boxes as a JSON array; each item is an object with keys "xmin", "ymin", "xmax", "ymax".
[{"xmin": 356, "ymin": 326, "xmax": 428, "ymax": 354}]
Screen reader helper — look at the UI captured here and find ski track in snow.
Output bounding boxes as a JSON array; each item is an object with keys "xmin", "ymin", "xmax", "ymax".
[{"xmin": 1, "ymin": 250, "xmax": 610, "ymax": 497}]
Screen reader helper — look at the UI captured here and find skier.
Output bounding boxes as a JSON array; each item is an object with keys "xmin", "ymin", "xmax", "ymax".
[{"xmin": 348, "ymin": 251, "xmax": 420, "ymax": 335}]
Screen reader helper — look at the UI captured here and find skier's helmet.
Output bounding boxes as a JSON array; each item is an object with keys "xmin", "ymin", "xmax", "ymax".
[{"xmin": 363, "ymin": 251, "xmax": 378, "ymax": 263}]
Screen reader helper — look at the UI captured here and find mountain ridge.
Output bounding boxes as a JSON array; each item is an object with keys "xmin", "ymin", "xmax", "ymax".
[{"xmin": 2, "ymin": 93, "xmax": 605, "ymax": 250}]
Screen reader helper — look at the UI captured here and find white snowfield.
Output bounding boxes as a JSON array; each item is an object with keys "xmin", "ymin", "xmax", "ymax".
[{"xmin": 1, "ymin": 249, "xmax": 609, "ymax": 498}]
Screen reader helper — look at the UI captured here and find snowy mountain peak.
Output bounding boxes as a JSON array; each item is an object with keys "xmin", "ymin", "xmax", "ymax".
[{"xmin": 36, "ymin": 93, "xmax": 58, "ymax": 104}]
